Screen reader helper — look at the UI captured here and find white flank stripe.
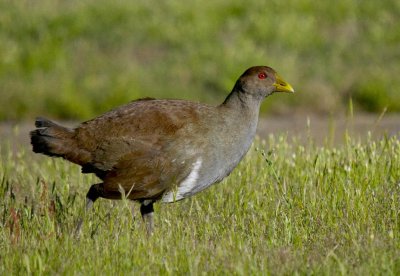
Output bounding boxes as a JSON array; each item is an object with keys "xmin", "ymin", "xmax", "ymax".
[
  {"xmin": 162, "ymin": 158, "xmax": 202, "ymax": 202},
  {"xmin": 177, "ymin": 158, "xmax": 202, "ymax": 195}
]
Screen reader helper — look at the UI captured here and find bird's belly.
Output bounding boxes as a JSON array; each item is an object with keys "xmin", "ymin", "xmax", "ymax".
[{"xmin": 162, "ymin": 134, "xmax": 254, "ymax": 203}]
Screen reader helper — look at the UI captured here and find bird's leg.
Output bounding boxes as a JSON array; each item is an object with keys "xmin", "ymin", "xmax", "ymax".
[
  {"xmin": 74, "ymin": 183, "xmax": 102, "ymax": 237},
  {"xmin": 140, "ymin": 201, "xmax": 154, "ymax": 235},
  {"xmin": 130, "ymin": 201, "xmax": 136, "ymax": 222}
]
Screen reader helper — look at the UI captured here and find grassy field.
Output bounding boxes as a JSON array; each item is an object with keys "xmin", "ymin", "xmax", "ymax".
[
  {"xmin": 1, "ymin": 0, "xmax": 400, "ymax": 120},
  {"xmin": 1, "ymin": 125, "xmax": 399, "ymax": 274},
  {"xmin": 1, "ymin": 0, "xmax": 400, "ymax": 273}
]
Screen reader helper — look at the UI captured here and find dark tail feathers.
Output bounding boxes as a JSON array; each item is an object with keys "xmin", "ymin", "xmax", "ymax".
[{"xmin": 30, "ymin": 117, "xmax": 76, "ymax": 159}]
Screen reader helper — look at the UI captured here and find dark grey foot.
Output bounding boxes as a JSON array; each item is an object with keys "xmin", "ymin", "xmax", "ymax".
[
  {"xmin": 74, "ymin": 183, "xmax": 102, "ymax": 237},
  {"xmin": 140, "ymin": 202, "xmax": 154, "ymax": 235}
]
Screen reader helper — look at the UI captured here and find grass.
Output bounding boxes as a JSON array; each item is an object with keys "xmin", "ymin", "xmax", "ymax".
[
  {"xmin": 1, "ymin": 0, "xmax": 400, "ymax": 120},
  {"xmin": 1, "ymin": 125, "xmax": 399, "ymax": 274}
]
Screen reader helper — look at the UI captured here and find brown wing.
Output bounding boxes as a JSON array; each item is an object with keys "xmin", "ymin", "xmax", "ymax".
[
  {"xmin": 74, "ymin": 99, "xmax": 193, "ymax": 171},
  {"xmin": 72, "ymin": 99, "xmax": 208, "ymax": 199}
]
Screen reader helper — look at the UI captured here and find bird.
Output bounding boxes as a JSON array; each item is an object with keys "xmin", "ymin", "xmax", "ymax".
[{"xmin": 30, "ymin": 66, "xmax": 294, "ymax": 234}]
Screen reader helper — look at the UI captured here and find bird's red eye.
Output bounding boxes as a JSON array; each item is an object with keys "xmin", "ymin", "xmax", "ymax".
[{"xmin": 258, "ymin": 72, "xmax": 267, "ymax": 79}]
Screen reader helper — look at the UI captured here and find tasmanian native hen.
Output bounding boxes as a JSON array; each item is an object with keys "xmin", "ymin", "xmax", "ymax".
[{"xmin": 30, "ymin": 66, "xmax": 294, "ymax": 234}]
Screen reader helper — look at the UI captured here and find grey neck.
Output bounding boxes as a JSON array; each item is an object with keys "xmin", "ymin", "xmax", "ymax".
[{"xmin": 220, "ymin": 87, "xmax": 263, "ymax": 118}]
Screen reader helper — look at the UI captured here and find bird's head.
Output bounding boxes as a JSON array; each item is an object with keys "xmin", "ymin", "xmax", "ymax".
[{"xmin": 235, "ymin": 66, "xmax": 294, "ymax": 99}]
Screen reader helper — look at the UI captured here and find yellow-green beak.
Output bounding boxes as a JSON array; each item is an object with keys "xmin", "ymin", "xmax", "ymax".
[{"xmin": 273, "ymin": 74, "xmax": 295, "ymax": 93}]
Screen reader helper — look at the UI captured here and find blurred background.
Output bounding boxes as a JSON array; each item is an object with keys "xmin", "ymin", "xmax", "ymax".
[{"xmin": 0, "ymin": 0, "xmax": 399, "ymax": 121}]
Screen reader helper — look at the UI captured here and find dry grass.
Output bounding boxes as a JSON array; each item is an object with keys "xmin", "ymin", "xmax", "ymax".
[{"xmin": 1, "ymin": 123, "xmax": 399, "ymax": 274}]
